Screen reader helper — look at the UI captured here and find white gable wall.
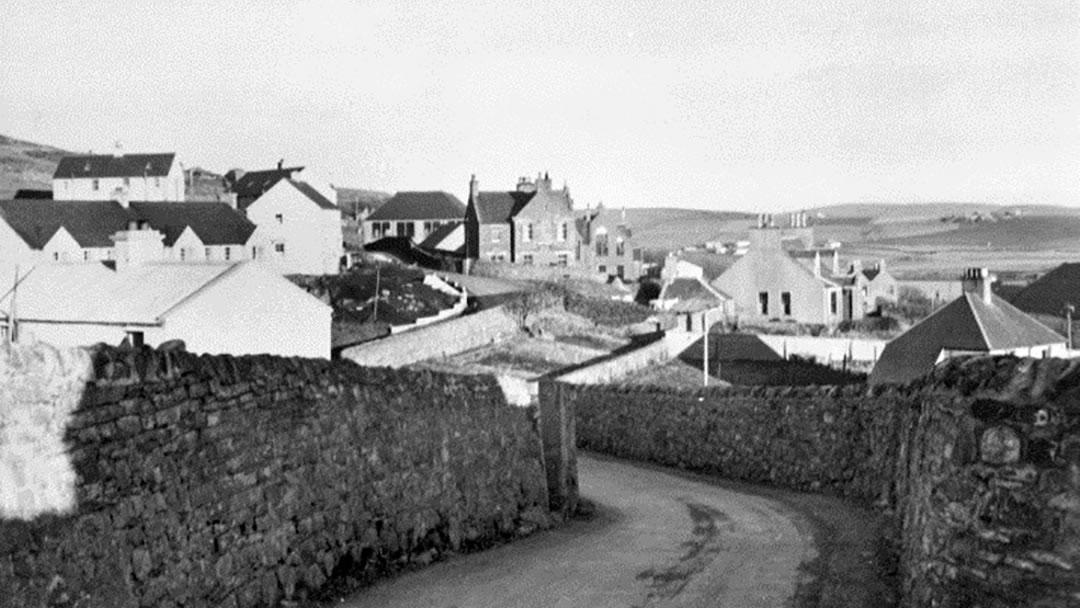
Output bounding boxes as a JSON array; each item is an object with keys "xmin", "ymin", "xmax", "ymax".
[
  {"xmin": 247, "ymin": 181, "xmax": 342, "ymax": 275},
  {"xmin": 0, "ymin": 217, "xmax": 36, "ymax": 266},
  {"xmin": 160, "ymin": 263, "xmax": 331, "ymax": 358},
  {"xmin": 41, "ymin": 227, "xmax": 84, "ymax": 263}
]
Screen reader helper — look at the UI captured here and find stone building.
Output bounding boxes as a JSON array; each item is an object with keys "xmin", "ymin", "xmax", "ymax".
[{"xmin": 465, "ymin": 173, "xmax": 578, "ymax": 266}]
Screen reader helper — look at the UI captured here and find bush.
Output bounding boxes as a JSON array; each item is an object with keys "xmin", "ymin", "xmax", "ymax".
[{"xmin": 880, "ymin": 287, "xmax": 935, "ymax": 324}]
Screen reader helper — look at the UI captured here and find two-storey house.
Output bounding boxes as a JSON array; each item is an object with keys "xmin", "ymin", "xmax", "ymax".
[
  {"xmin": 241, "ymin": 178, "xmax": 343, "ymax": 276},
  {"xmin": 464, "ymin": 173, "xmax": 578, "ymax": 266},
  {"xmin": 53, "ymin": 153, "xmax": 185, "ymax": 202},
  {"xmin": 578, "ymin": 207, "xmax": 641, "ymax": 280}
]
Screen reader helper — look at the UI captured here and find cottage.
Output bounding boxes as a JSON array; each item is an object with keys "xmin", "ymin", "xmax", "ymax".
[
  {"xmin": 363, "ymin": 191, "xmax": 465, "ymax": 244},
  {"xmin": 0, "ymin": 199, "xmax": 256, "ymax": 266},
  {"xmin": 870, "ymin": 268, "xmax": 1067, "ymax": 385},
  {"xmin": 53, "ymin": 153, "xmax": 184, "ymax": 202},
  {"xmin": 0, "ymin": 257, "xmax": 331, "ymax": 359},
  {"xmin": 712, "ymin": 225, "xmax": 845, "ymax": 326}
]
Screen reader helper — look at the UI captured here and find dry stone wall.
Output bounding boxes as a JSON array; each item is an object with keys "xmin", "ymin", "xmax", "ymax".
[
  {"xmin": 0, "ymin": 342, "xmax": 551, "ymax": 608},
  {"xmin": 563, "ymin": 356, "xmax": 1080, "ymax": 607}
]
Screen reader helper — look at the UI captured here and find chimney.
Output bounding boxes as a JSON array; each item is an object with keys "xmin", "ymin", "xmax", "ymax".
[
  {"xmin": 113, "ymin": 188, "xmax": 130, "ymax": 209},
  {"xmin": 111, "ymin": 225, "xmax": 165, "ymax": 272},
  {"xmin": 813, "ymin": 250, "xmax": 822, "ymax": 278},
  {"xmin": 112, "ymin": 140, "xmax": 123, "ymax": 158},
  {"xmin": 877, "ymin": 258, "xmax": 885, "ymax": 272},
  {"xmin": 225, "ymin": 192, "xmax": 238, "ymax": 210},
  {"xmin": 831, "ymin": 250, "xmax": 839, "ymax": 275},
  {"xmin": 469, "ymin": 174, "xmax": 479, "ymax": 202},
  {"xmin": 277, "ymin": 159, "xmax": 284, "ymax": 170},
  {"xmin": 961, "ymin": 267, "xmax": 994, "ymax": 304}
]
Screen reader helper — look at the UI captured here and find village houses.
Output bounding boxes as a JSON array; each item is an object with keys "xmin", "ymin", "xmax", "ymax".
[{"xmin": 238, "ymin": 176, "xmax": 343, "ymax": 276}]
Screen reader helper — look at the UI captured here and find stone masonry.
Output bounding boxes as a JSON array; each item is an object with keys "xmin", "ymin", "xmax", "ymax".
[{"xmin": 0, "ymin": 342, "xmax": 554, "ymax": 607}]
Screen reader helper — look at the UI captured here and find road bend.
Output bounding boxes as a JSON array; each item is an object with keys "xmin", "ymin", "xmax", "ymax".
[{"xmin": 335, "ymin": 453, "xmax": 891, "ymax": 608}]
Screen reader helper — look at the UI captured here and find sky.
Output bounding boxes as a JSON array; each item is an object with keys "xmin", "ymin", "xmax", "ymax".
[{"xmin": 1, "ymin": 1, "xmax": 1077, "ymax": 211}]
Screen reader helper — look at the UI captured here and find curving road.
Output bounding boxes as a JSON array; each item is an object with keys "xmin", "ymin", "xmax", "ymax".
[{"xmin": 335, "ymin": 454, "xmax": 892, "ymax": 608}]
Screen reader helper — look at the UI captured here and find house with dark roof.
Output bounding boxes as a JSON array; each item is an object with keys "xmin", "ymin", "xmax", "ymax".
[
  {"xmin": 465, "ymin": 173, "xmax": 580, "ymax": 266},
  {"xmin": 243, "ymin": 178, "xmax": 343, "ymax": 275},
  {"xmin": 0, "ymin": 199, "xmax": 257, "ymax": 265},
  {"xmin": 1009, "ymin": 262, "xmax": 1080, "ymax": 339},
  {"xmin": 53, "ymin": 152, "xmax": 184, "ymax": 202},
  {"xmin": 228, "ymin": 164, "xmax": 305, "ymax": 210},
  {"xmin": 870, "ymin": 268, "xmax": 1067, "ymax": 385},
  {"xmin": 362, "ymin": 191, "xmax": 465, "ymax": 244}
]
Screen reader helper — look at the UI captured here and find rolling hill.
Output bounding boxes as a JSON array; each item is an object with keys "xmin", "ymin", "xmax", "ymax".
[{"xmin": 0, "ymin": 134, "xmax": 72, "ymax": 197}]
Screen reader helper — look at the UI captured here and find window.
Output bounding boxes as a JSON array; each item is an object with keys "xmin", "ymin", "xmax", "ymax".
[
  {"xmin": 83, "ymin": 250, "xmax": 89, "ymax": 261},
  {"xmin": 557, "ymin": 253, "xmax": 569, "ymax": 267},
  {"xmin": 205, "ymin": 247, "xmax": 211, "ymax": 259},
  {"xmin": 524, "ymin": 223, "xmax": 534, "ymax": 242},
  {"xmin": 125, "ymin": 331, "xmax": 144, "ymax": 348},
  {"xmin": 830, "ymin": 291, "xmax": 838, "ymax": 315},
  {"xmin": 274, "ymin": 243, "xmax": 286, "ymax": 253},
  {"xmin": 224, "ymin": 247, "xmax": 231, "ymax": 261},
  {"xmin": 759, "ymin": 292, "xmax": 769, "ymax": 315},
  {"xmin": 523, "ymin": 254, "xmax": 534, "ymax": 265},
  {"xmin": 396, "ymin": 222, "xmax": 415, "ymax": 238},
  {"xmin": 154, "ymin": 177, "xmax": 161, "ymax": 187},
  {"xmin": 180, "ymin": 248, "xmax": 186, "ymax": 261},
  {"xmin": 92, "ymin": 179, "xmax": 99, "ymax": 191},
  {"xmin": 617, "ymin": 265, "xmax": 625, "ymax": 278},
  {"xmin": 123, "ymin": 177, "xmax": 130, "ymax": 187},
  {"xmin": 251, "ymin": 247, "xmax": 256, "ymax": 259},
  {"xmin": 782, "ymin": 292, "xmax": 791, "ymax": 316},
  {"xmin": 53, "ymin": 252, "xmax": 59, "ymax": 261},
  {"xmin": 598, "ymin": 265, "xmax": 607, "ymax": 274},
  {"xmin": 595, "ymin": 234, "xmax": 609, "ymax": 257},
  {"xmin": 615, "ymin": 239, "xmax": 625, "ymax": 257},
  {"xmin": 275, "ymin": 213, "xmax": 283, "ymax": 224},
  {"xmin": 423, "ymin": 221, "xmax": 434, "ymax": 234},
  {"xmin": 558, "ymin": 222, "xmax": 568, "ymax": 241}
]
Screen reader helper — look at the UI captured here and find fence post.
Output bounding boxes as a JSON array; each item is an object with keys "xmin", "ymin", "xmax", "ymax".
[{"xmin": 537, "ymin": 380, "xmax": 579, "ymax": 516}]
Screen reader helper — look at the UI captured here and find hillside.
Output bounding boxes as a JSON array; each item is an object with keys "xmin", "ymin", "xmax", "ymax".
[
  {"xmin": 621, "ymin": 207, "xmax": 752, "ymax": 250},
  {"xmin": 807, "ymin": 202, "xmax": 1080, "ymax": 222},
  {"xmin": 0, "ymin": 134, "xmax": 71, "ymax": 197}
]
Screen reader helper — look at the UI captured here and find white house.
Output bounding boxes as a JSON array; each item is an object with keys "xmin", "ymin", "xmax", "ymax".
[
  {"xmin": 0, "ymin": 258, "xmax": 332, "ymax": 359},
  {"xmin": 363, "ymin": 191, "xmax": 466, "ymax": 243},
  {"xmin": 52, "ymin": 153, "xmax": 185, "ymax": 202},
  {"xmin": 243, "ymin": 179, "xmax": 343, "ymax": 276},
  {"xmin": 0, "ymin": 199, "xmax": 257, "ymax": 267}
]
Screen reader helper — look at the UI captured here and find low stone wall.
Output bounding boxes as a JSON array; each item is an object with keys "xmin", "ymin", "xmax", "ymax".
[
  {"xmin": 0, "ymin": 342, "xmax": 559, "ymax": 607},
  {"xmin": 555, "ymin": 335, "xmax": 672, "ymax": 385},
  {"xmin": 342, "ymin": 306, "xmax": 520, "ymax": 368},
  {"xmin": 560, "ymin": 355, "xmax": 1080, "ymax": 607}
]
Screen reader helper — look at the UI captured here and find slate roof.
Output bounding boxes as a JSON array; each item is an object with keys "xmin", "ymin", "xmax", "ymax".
[
  {"xmin": 0, "ymin": 200, "xmax": 135, "ymax": 248},
  {"xmin": 863, "ymin": 268, "xmax": 881, "ymax": 281},
  {"xmin": 232, "ymin": 166, "xmax": 304, "ymax": 209},
  {"xmin": 127, "ymin": 203, "xmax": 257, "ymax": 246},
  {"xmin": 0, "ymin": 199, "xmax": 255, "ymax": 249},
  {"xmin": 471, "ymin": 191, "xmax": 534, "ymax": 224},
  {"xmin": 367, "ymin": 191, "xmax": 465, "ymax": 222},
  {"xmin": 1011, "ymin": 263, "xmax": 1080, "ymax": 316},
  {"xmin": 288, "ymin": 180, "xmax": 337, "ymax": 210},
  {"xmin": 657, "ymin": 277, "xmax": 729, "ymax": 312},
  {"xmin": 54, "ymin": 154, "xmax": 175, "ymax": 179},
  {"xmin": 419, "ymin": 223, "xmax": 464, "ymax": 253},
  {"xmin": 870, "ymin": 292, "xmax": 1066, "ymax": 385}
]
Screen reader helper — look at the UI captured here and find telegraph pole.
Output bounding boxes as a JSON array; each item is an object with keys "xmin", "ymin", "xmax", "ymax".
[{"xmin": 1066, "ymin": 303, "xmax": 1075, "ymax": 351}]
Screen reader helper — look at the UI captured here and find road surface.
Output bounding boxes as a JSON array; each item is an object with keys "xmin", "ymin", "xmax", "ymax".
[{"xmin": 333, "ymin": 454, "xmax": 893, "ymax": 607}]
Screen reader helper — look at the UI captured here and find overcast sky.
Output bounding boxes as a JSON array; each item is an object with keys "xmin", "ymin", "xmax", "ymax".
[{"xmin": 1, "ymin": 1, "xmax": 1077, "ymax": 210}]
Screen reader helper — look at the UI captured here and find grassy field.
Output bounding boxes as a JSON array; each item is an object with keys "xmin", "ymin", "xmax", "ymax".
[{"xmin": 0, "ymin": 134, "xmax": 71, "ymax": 197}]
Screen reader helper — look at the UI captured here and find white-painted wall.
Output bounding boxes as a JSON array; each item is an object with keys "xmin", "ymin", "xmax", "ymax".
[
  {"xmin": 247, "ymin": 181, "xmax": 342, "ymax": 275},
  {"xmin": 40, "ymin": 228, "xmax": 84, "ymax": 263},
  {"xmin": 0, "ymin": 218, "xmax": 36, "ymax": 266},
  {"xmin": 161, "ymin": 263, "xmax": 331, "ymax": 358},
  {"xmin": 53, "ymin": 162, "xmax": 185, "ymax": 202}
]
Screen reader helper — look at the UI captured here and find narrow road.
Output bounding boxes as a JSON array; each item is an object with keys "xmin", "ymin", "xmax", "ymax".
[{"xmin": 333, "ymin": 454, "xmax": 893, "ymax": 608}]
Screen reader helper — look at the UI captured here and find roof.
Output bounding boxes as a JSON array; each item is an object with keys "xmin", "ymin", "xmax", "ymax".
[
  {"xmin": 0, "ymin": 199, "xmax": 255, "ymax": 249},
  {"xmin": 658, "ymin": 276, "xmax": 729, "ymax": 312},
  {"xmin": 863, "ymin": 268, "xmax": 881, "ymax": 281},
  {"xmin": 231, "ymin": 166, "xmax": 303, "ymax": 209},
  {"xmin": 870, "ymin": 292, "xmax": 1066, "ymax": 385},
  {"xmin": 54, "ymin": 154, "xmax": 175, "ymax": 179},
  {"xmin": 127, "ymin": 202, "xmax": 257, "ymax": 246},
  {"xmin": 419, "ymin": 223, "xmax": 465, "ymax": 253},
  {"xmin": 368, "ymin": 191, "xmax": 464, "ymax": 221},
  {"xmin": 0, "ymin": 199, "xmax": 135, "ymax": 248},
  {"xmin": 1011, "ymin": 263, "xmax": 1080, "ymax": 316},
  {"xmin": 287, "ymin": 180, "xmax": 337, "ymax": 210},
  {"xmin": 471, "ymin": 191, "xmax": 534, "ymax": 224},
  {"xmin": 0, "ymin": 263, "xmax": 239, "ymax": 325}
]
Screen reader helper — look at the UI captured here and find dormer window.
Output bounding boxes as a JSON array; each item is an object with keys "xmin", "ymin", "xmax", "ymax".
[
  {"xmin": 92, "ymin": 179, "xmax": 99, "ymax": 191},
  {"xmin": 275, "ymin": 213, "xmax": 283, "ymax": 224}
]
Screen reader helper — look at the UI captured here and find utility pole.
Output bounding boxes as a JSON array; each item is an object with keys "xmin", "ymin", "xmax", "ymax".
[
  {"xmin": 372, "ymin": 263, "xmax": 381, "ymax": 323},
  {"xmin": 1066, "ymin": 303, "xmax": 1075, "ymax": 351}
]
